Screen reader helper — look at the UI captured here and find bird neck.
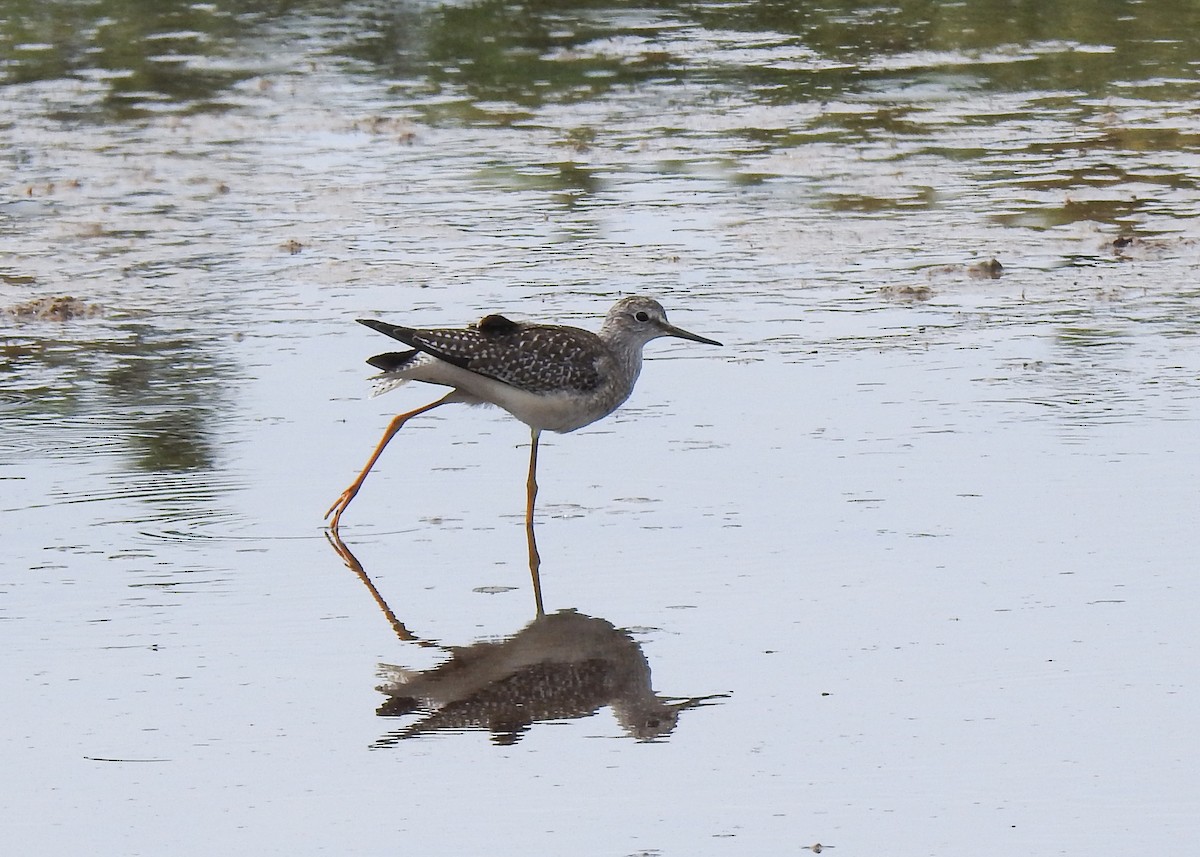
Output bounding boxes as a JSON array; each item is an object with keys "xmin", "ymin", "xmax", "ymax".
[{"xmin": 611, "ymin": 342, "xmax": 644, "ymax": 394}]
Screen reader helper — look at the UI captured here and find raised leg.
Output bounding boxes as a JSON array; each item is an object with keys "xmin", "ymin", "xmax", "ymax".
[
  {"xmin": 325, "ymin": 394, "xmax": 453, "ymax": 532},
  {"xmin": 525, "ymin": 428, "xmax": 545, "ymax": 616}
]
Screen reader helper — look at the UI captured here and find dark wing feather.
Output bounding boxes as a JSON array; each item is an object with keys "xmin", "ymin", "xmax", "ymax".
[{"xmin": 357, "ymin": 318, "xmax": 605, "ymax": 393}]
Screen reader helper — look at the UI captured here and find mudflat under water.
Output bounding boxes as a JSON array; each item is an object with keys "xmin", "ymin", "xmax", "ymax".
[{"xmin": 3, "ymin": 2, "xmax": 1199, "ymax": 854}]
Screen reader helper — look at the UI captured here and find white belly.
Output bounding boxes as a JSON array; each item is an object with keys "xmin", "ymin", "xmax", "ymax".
[{"xmin": 373, "ymin": 355, "xmax": 630, "ymax": 433}]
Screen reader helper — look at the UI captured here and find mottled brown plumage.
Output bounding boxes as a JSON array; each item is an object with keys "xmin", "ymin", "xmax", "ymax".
[{"xmin": 360, "ymin": 316, "xmax": 606, "ymax": 394}]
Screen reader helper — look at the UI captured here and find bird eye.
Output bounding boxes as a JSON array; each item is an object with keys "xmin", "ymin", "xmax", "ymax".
[{"xmin": 634, "ymin": 311, "xmax": 650, "ymax": 322}]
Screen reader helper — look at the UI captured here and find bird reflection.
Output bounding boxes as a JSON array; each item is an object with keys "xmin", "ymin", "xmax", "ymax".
[
  {"xmin": 375, "ymin": 608, "xmax": 725, "ymax": 745},
  {"xmin": 325, "ymin": 531, "xmax": 727, "ymax": 745}
]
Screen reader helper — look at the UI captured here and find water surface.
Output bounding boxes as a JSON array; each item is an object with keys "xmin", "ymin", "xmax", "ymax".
[{"xmin": 3, "ymin": 2, "xmax": 1199, "ymax": 854}]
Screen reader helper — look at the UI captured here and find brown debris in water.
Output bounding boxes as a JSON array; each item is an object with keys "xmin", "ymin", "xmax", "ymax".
[
  {"xmin": 967, "ymin": 257, "xmax": 1004, "ymax": 278},
  {"xmin": 1108, "ymin": 234, "xmax": 1198, "ymax": 259},
  {"xmin": 924, "ymin": 258, "xmax": 1004, "ymax": 280},
  {"xmin": 878, "ymin": 284, "xmax": 933, "ymax": 302},
  {"xmin": 5, "ymin": 295, "xmax": 105, "ymax": 322}
]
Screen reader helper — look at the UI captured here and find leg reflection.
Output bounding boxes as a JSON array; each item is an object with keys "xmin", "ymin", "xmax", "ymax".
[
  {"xmin": 525, "ymin": 429, "xmax": 545, "ymax": 617},
  {"xmin": 325, "ymin": 529, "xmax": 423, "ymax": 644}
]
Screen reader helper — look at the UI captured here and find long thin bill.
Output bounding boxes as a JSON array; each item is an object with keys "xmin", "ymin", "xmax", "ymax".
[{"xmin": 659, "ymin": 321, "xmax": 723, "ymax": 346}]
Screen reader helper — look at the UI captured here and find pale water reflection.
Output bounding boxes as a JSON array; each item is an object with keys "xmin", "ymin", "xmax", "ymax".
[{"xmin": 3, "ymin": 1, "xmax": 1200, "ymax": 855}]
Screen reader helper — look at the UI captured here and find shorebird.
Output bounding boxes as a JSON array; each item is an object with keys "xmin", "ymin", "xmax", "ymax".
[{"xmin": 325, "ymin": 296, "xmax": 721, "ymax": 541}]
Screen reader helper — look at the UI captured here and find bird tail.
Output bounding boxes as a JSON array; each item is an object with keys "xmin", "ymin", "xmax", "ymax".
[
  {"xmin": 367, "ymin": 350, "xmax": 417, "ymax": 372},
  {"xmin": 367, "ymin": 350, "xmax": 420, "ymax": 397}
]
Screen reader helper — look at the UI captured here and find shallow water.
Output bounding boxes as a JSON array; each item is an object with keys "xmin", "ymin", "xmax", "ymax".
[{"xmin": 3, "ymin": 2, "xmax": 1199, "ymax": 854}]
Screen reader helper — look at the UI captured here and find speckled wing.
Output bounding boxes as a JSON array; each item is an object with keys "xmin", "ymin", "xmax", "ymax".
[{"xmin": 358, "ymin": 317, "xmax": 605, "ymax": 394}]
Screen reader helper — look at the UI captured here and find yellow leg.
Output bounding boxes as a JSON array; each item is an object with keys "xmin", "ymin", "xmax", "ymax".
[
  {"xmin": 325, "ymin": 394, "xmax": 453, "ymax": 532},
  {"xmin": 525, "ymin": 428, "xmax": 545, "ymax": 616}
]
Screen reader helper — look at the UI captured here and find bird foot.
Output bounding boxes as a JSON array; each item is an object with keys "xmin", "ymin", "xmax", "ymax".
[{"xmin": 324, "ymin": 485, "xmax": 360, "ymax": 530}]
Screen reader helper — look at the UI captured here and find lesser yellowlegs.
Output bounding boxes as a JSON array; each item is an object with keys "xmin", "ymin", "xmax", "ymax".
[{"xmin": 325, "ymin": 296, "xmax": 721, "ymax": 539}]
